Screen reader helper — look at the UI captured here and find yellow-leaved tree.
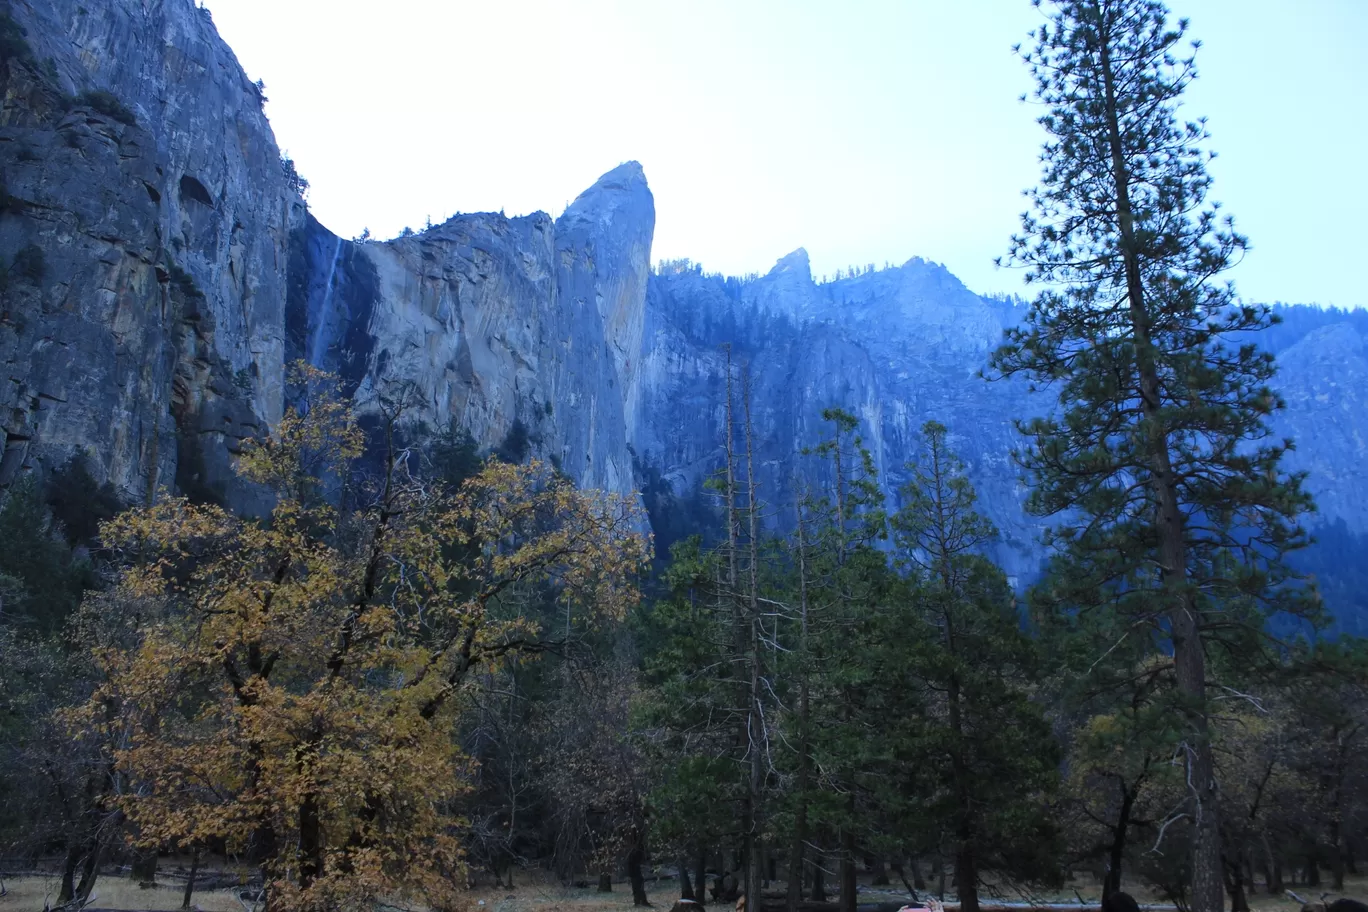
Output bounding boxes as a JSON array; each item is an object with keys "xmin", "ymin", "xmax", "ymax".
[{"xmin": 72, "ymin": 366, "xmax": 649, "ymax": 912}]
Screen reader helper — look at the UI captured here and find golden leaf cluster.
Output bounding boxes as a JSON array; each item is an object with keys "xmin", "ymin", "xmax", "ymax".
[{"xmin": 72, "ymin": 369, "xmax": 650, "ymax": 912}]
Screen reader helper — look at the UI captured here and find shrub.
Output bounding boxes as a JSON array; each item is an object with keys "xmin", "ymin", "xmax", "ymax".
[
  {"xmin": 0, "ymin": 12, "xmax": 35, "ymax": 68},
  {"xmin": 281, "ymin": 156, "xmax": 309, "ymax": 197},
  {"xmin": 494, "ymin": 418, "xmax": 531, "ymax": 464},
  {"xmin": 167, "ymin": 262, "xmax": 204, "ymax": 301},
  {"xmin": 73, "ymin": 88, "xmax": 136, "ymax": 126},
  {"xmin": 45, "ymin": 453, "xmax": 122, "ymax": 545}
]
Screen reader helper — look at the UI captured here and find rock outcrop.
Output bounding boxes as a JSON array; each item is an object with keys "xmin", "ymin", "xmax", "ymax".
[
  {"xmin": 1, "ymin": 0, "xmax": 652, "ymax": 507},
  {"xmin": 287, "ymin": 162, "xmax": 653, "ymax": 496},
  {"xmin": 634, "ymin": 254, "xmax": 1040, "ymax": 577},
  {"xmin": 633, "ymin": 253, "xmax": 1368, "ymax": 583},
  {"xmin": 0, "ymin": 0, "xmax": 293, "ymax": 508},
  {"xmin": 3, "ymin": 0, "xmax": 1365, "ymax": 616}
]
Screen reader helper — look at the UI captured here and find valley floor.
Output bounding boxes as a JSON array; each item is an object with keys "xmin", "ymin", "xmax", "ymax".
[{"xmin": 2, "ymin": 867, "xmax": 1363, "ymax": 912}]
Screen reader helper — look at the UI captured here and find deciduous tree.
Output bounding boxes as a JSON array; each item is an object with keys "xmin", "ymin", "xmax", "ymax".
[{"xmin": 72, "ymin": 366, "xmax": 649, "ymax": 912}]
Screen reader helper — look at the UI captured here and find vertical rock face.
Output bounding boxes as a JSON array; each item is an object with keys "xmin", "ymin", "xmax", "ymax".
[
  {"xmin": 2, "ymin": 0, "xmax": 653, "ymax": 507},
  {"xmin": 1, "ymin": 0, "xmax": 293, "ymax": 506},
  {"xmin": 3, "ymin": 0, "xmax": 1365, "ymax": 609},
  {"xmin": 286, "ymin": 162, "xmax": 654, "ymax": 498},
  {"xmin": 633, "ymin": 254, "xmax": 1368, "ymax": 582},
  {"xmin": 635, "ymin": 254, "xmax": 1042, "ymax": 578},
  {"xmin": 1271, "ymin": 321, "xmax": 1368, "ymax": 530}
]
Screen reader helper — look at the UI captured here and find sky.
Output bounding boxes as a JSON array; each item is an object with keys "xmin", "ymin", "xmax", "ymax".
[{"xmin": 205, "ymin": 0, "xmax": 1367, "ymax": 307}]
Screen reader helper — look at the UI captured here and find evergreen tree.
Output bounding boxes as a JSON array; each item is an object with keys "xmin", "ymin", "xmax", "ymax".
[
  {"xmin": 636, "ymin": 354, "xmax": 783, "ymax": 908},
  {"xmin": 889, "ymin": 422, "xmax": 1059, "ymax": 911},
  {"xmin": 0, "ymin": 476, "xmax": 93, "ymax": 636},
  {"xmin": 790, "ymin": 408, "xmax": 889, "ymax": 912},
  {"xmin": 993, "ymin": 4, "xmax": 1317, "ymax": 911}
]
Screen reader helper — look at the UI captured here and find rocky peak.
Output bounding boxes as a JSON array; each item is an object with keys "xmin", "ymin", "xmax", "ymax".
[
  {"xmin": 555, "ymin": 162, "xmax": 655, "ymax": 444},
  {"xmin": 771, "ymin": 247, "xmax": 813, "ymax": 278},
  {"xmin": 744, "ymin": 248, "xmax": 823, "ymax": 320}
]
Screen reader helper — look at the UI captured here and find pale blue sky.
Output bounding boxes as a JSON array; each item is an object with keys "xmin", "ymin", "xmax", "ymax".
[{"xmin": 207, "ymin": 1, "xmax": 1366, "ymax": 307}]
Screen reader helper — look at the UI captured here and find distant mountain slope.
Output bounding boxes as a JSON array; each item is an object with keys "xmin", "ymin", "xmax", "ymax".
[
  {"xmin": 2, "ymin": 0, "xmax": 1362, "ymax": 628},
  {"xmin": 632, "ymin": 253, "xmax": 1368, "ymax": 624}
]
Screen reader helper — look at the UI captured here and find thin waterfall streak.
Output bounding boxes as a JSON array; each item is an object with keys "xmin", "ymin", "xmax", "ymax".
[{"xmin": 309, "ymin": 234, "xmax": 344, "ymax": 367}]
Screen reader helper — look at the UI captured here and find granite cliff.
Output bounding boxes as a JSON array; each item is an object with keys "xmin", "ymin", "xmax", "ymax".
[
  {"xmin": 2, "ymin": 0, "xmax": 1365, "ymax": 613},
  {"xmin": 0, "ymin": 0, "xmax": 651, "ymax": 507},
  {"xmin": 633, "ymin": 254, "xmax": 1368, "ymax": 586},
  {"xmin": 287, "ymin": 161, "xmax": 652, "ymax": 498},
  {"xmin": 0, "ymin": 0, "xmax": 291, "ymax": 509}
]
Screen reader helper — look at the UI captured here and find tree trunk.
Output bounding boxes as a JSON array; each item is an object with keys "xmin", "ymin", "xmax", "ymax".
[
  {"xmin": 871, "ymin": 857, "xmax": 889, "ymax": 887},
  {"xmin": 893, "ymin": 863, "xmax": 920, "ymax": 902},
  {"xmin": 131, "ymin": 845, "xmax": 159, "ymax": 884},
  {"xmin": 1305, "ymin": 856, "xmax": 1320, "ymax": 887},
  {"xmin": 946, "ymin": 669, "xmax": 976, "ymax": 912},
  {"xmin": 787, "ymin": 508, "xmax": 813, "ymax": 912},
  {"xmin": 628, "ymin": 840, "xmax": 650, "ymax": 907},
  {"xmin": 1332, "ymin": 822, "xmax": 1347, "ymax": 891},
  {"xmin": 696, "ymin": 850, "xmax": 709, "ymax": 906},
  {"xmin": 839, "ymin": 827, "xmax": 857, "ymax": 912},
  {"xmin": 934, "ymin": 854, "xmax": 946, "ymax": 901},
  {"xmin": 59, "ymin": 844, "xmax": 81, "ymax": 903},
  {"xmin": 811, "ymin": 846, "xmax": 827, "ymax": 903},
  {"xmin": 1224, "ymin": 856, "xmax": 1250, "ymax": 912},
  {"xmin": 1268, "ymin": 853, "xmax": 1283, "ymax": 895},
  {"xmin": 956, "ymin": 845, "xmax": 979, "ymax": 912},
  {"xmin": 911, "ymin": 857, "xmax": 926, "ymax": 891},
  {"xmin": 599, "ymin": 872, "xmax": 614, "ymax": 893},
  {"xmin": 742, "ymin": 377, "xmax": 766, "ymax": 912},
  {"xmin": 182, "ymin": 847, "xmax": 201, "ymax": 911},
  {"xmin": 680, "ymin": 856, "xmax": 695, "ymax": 901},
  {"xmin": 1093, "ymin": 10, "xmax": 1222, "ymax": 911},
  {"xmin": 74, "ymin": 827, "xmax": 111, "ymax": 903},
  {"xmin": 1104, "ymin": 789, "xmax": 1136, "ymax": 898}
]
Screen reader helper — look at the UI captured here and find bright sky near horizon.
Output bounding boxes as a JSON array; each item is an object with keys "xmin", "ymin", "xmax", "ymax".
[{"xmin": 205, "ymin": 0, "xmax": 1367, "ymax": 307}]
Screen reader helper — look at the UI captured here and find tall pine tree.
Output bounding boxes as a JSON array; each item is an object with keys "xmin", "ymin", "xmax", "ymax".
[
  {"xmin": 890, "ymin": 422, "xmax": 1059, "ymax": 912},
  {"xmin": 992, "ymin": 4, "xmax": 1315, "ymax": 911}
]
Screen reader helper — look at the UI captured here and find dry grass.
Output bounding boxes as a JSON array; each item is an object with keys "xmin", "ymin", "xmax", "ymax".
[
  {"xmin": 0, "ymin": 875, "xmax": 242, "ymax": 912},
  {"xmin": 464, "ymin": 868, "xmax": 651, "ymax": 912},
  {"xmin": 5, "ymin": 867, "xmax": 1367, "ymax": 912},
  {"xmin": 0, "ymin": 867, "xmax": 644, "ymax": 912}
]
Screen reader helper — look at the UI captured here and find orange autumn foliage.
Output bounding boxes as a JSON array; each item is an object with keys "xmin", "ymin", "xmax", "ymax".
[{"xmin": 72, "ymin": 367, "xmax": 650, "ymax": 912}]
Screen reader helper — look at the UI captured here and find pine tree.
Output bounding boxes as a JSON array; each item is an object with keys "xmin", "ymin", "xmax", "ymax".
[
  {"xmin": 794, "ymin": 408, "xmax": 889, "ymax": 912},
  {"xmin": 993, "ymin": 4, "xmax": 1317, "ymax": 911},
  {"xmin": 637, "ymin": 352, "xmax": 782, "ymax": 908},
  {"xmin": 889, "ymin": 422, "xmax": 1059, "ymax": 912}
]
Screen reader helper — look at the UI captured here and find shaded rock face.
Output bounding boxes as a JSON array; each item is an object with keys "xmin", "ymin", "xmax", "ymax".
[
  {"xmin": 0, "ymin": 0, "xmax": 294, "ymax": 508},
  {"xmin": 285, "ymin": 162, "xmax": 654, "ymax": 497},
  {"xmin": 2, "ymin": 0, "xmax": 653, "ymax": 508},
  {"xmin": 633, "ymin": 253, "xmax": 1368, "ymax": 581},
  {"xmin": 634, "ymin": 254, "xmax": 1041, "ymax": 578},
  {"xmin": 1272, "ymin": 321, "xmax": 1368, "ymax": 531},
  {"xmin": 3, "ymin": 0, "xmax": 1365, "ymax": 598}
]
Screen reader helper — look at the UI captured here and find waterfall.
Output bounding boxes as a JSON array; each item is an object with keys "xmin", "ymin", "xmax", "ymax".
[{"xmin": 308, "ymin": 234, "xmax": 344, "ymax": 367}]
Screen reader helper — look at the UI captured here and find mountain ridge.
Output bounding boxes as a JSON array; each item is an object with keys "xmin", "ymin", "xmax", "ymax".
[{"xmin": 1, "ymin": 0, "xmax": 1364, "ymax": 619}]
